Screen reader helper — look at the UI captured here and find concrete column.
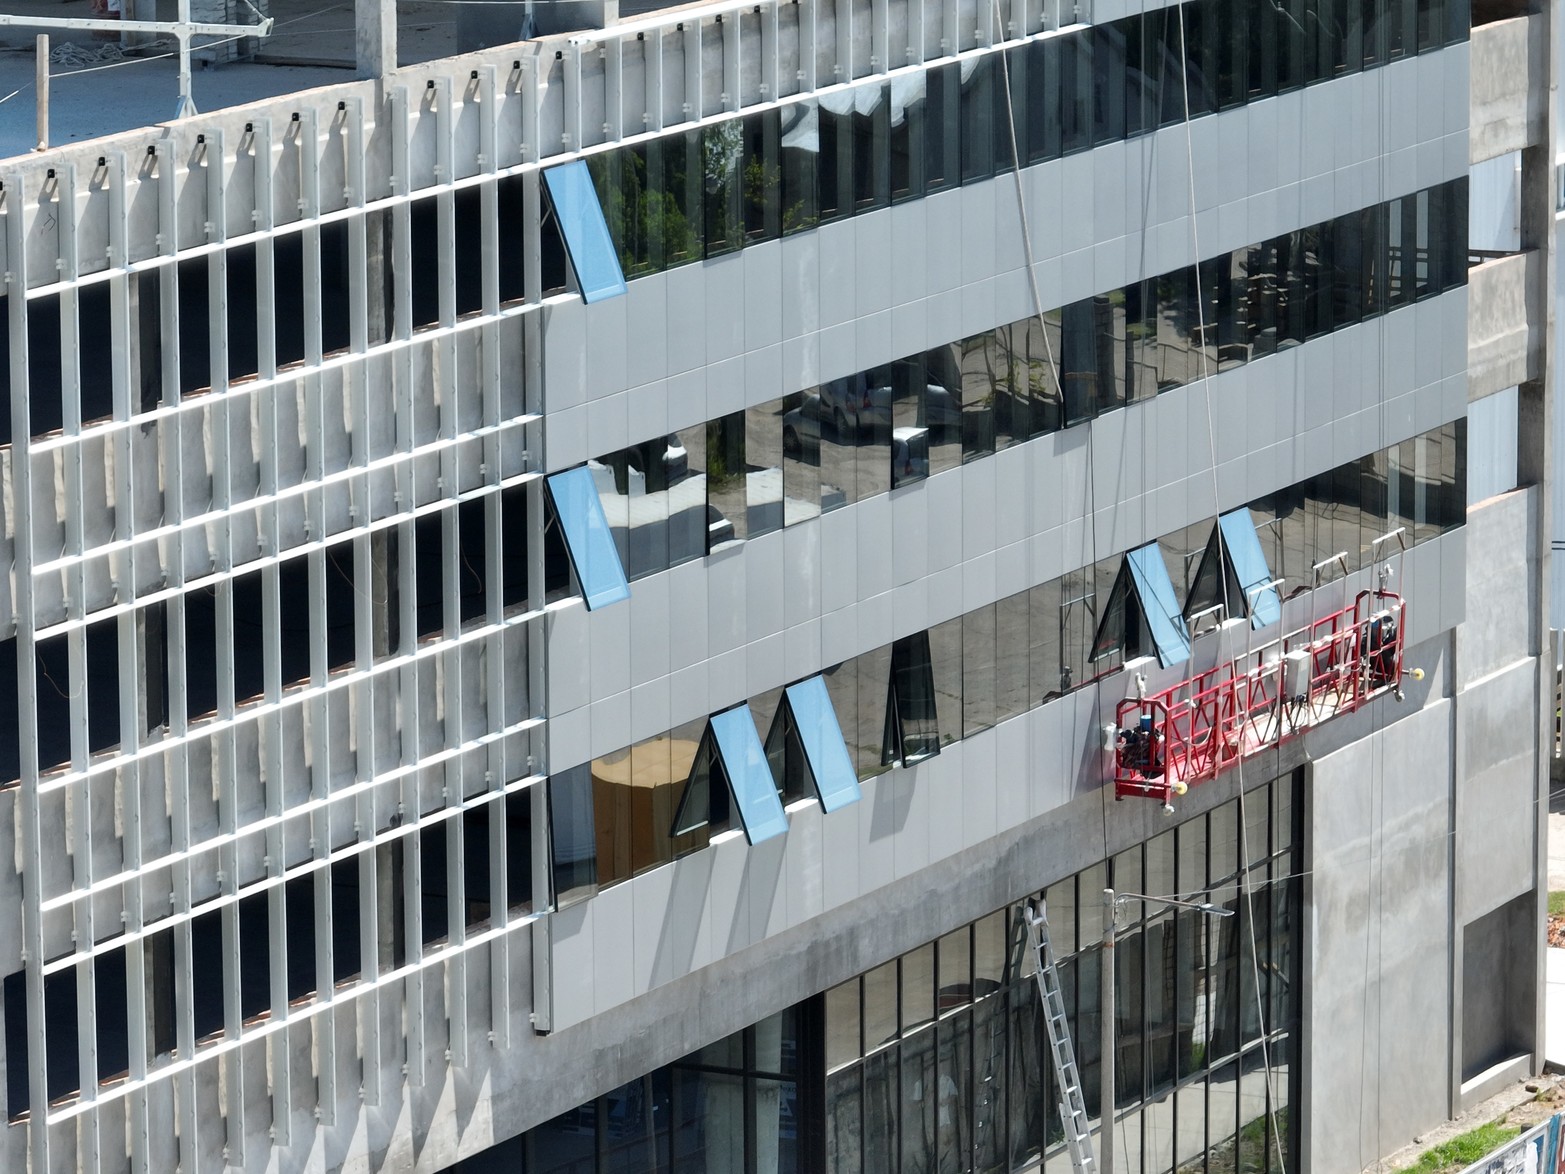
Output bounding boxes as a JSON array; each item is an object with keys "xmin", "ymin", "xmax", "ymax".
[
  {"xmin": 356, "ymin": 0, "xmax": 395, "ymax": 79},
  {"xmin": 376, "ymin": 841, "xmax": 402, "ymax": 971},
  {"xmin": 365, "ymin": 207, "xmax": 392, "ymax": 348},
  {"xmin": 1513, "ymin": 0, "xmax": 1556, "ymax": 1091}
]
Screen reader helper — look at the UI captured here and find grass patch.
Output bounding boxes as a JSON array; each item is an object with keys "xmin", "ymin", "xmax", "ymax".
[
  {"xmin": 1549, "ymin": 890, "xmax": 1565, "ymax": 916},
  {"xmin": 1401, "ymin": 1121, "xmax": 1522, "ymax": 1173}
]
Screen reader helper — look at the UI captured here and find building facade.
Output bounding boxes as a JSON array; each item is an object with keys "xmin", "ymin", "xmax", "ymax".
[{"xmin": 0, "ymin": 0, "xmax": 1552, "ymax": 1167}]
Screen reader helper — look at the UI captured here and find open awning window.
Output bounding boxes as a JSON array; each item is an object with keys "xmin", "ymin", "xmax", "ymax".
[
  {"xmin": 1183, "ymin": 527, "xmax": 1228, "ymax": 630},
  {"xmin": 781, "ymin": 676, "xmax": 861, "ymax": 812},
  {"xmin": 1125, "ymin": 543, "xmax": 1193, "ymax": 667},
  {"xmin": 1217, "ymin": 508, "xmax": 1283, "ymax": 629},
  {"xmin": 1094, "ymin": 547, "xmax": 1191, "ymax": 669},
  {"xmin": 542, "ymin": 161, "xmax": 628, "ymax": 304},
  {"xmin": 673, "ymin": 707, "xmax": 789, "ymax": 845},
  {"xmin": 883, "ymin": 631, "xmax": 942, "ymax": 767},
  {"xmin": 545, "ymin": 466, "xmax": 631, "ymax": 610}
]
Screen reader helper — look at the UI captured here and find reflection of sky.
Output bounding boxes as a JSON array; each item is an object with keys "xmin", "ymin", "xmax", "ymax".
[{"xmin": 780, "ymin": 102, "xmax": 819, "ymax": 153}]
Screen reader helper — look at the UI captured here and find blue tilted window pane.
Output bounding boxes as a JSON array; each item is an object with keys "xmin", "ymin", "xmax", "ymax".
[
  {"xmin": 1218, "ymin": 509, "xmax": 1282, "ymax": 629},
  {"xmin": 542, "ymin": 160, "xmax": 629, "ymax": 303},
  {"xmin": 784, "ymin": 676, "xmax": 862, "ymax": 813},
  {"xmin": 546, "ymin": 466, "xmax": 631, "ymax": 610},
  {"xmin": 1125, "ymin": 543, "xmax": 1192, "ymax": 668},
  {"xmin": 708, "ymin": 707, "xmax": 790, "ymax": 844}
]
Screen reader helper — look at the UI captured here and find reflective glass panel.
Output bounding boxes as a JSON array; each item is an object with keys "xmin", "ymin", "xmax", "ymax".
[
  {"xmin": 780, "ymin": 390, "xmax": 822, "ymax": 524},
  {"xmin": 780, "ymin": 101, "xmax": 821, "ymax": 235},
  {"xmin": 746, "ymin": 399, "xmax": 786, "ymax": 538},
  {"xmin": 885, "ymin": 632, "xmax": 941, "ymax": 766},
  {"xmin": 706, "ymin": 413, "xmax": 748, "ymax": 548},
  {"xmin": 995, "ymin": 592, "xmax": 1031, "ymax": 724},
  {"xmin": 548, "ymin": 764, "xmax": 598, "ymax": 907}
]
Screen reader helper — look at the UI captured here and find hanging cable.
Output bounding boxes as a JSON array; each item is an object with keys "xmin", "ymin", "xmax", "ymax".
[
  {"xmin": 993, "ymin": 4, "xmax": 1111, "ymax": 874},
  {"xmin": 1170, "ymin": 4, "xmax": 1291, "ymax": 1170}
]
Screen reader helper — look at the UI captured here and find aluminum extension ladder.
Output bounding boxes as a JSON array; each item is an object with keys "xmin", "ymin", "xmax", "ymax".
[{"xmin": 1023, "ymin": 902, "xmax": 1097, "ymax": 1173}]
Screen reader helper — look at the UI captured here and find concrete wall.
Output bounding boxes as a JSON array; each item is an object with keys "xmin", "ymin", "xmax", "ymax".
[
  {"xmin": 1302, "ymin": 487, "xmax": 1548, "ymax": 1172},
  {"xmin": 1469, "ymin": 251, "xmax": 1546, "ymax": 399},
  {"xmin": 1470, "ymin": 14, "xmax": 1551, "ymax": 164},
  {"xmin": 1303, "ymin": 682, "xmax": 1455, "ymax": 1173}
]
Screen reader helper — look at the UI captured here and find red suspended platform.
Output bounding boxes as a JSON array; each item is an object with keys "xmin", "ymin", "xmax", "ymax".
[{"xmin": 1112, "ymin": 589, "xmax": 1416, "ymax": 808}]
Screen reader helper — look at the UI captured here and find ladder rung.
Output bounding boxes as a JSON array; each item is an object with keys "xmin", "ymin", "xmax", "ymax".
[{"xmin": 1029, "ymin": 914, "xmax": 1095, "ymax": 1171}]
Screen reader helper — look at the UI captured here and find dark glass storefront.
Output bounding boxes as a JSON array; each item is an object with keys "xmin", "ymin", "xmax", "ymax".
[{"xmin": 456, "ymin": 773, "xmax": 1301, "ymax": 1173}]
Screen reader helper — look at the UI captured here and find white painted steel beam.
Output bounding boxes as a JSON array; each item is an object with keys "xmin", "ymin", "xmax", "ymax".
[{"xmin": 0, "ymin": 12, "xmax": 273, "ymax": 36}]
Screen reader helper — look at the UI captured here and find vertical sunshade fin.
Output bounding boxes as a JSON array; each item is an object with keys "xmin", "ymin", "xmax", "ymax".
[
  {"xmin": 542, "ymin": 161, "xmax": 629, "ymax": 304},
  {"xmin": 1125, "ymin": 544, "xmax": 1193, "ymax": 668},
  {"xmin": 708, "ymin": 708, "xmax": 790, "ymax": 844},
  {"xmin": 784, "ymin": 676, "xmax": 861, "ymax": 812},
  {"xmin": 545, "ymin": 466, "xmax": 631, "ymax": 610},
  {"xmin": 1218, "ymin": 508, "xmax": 1283, "ymax": 629}
]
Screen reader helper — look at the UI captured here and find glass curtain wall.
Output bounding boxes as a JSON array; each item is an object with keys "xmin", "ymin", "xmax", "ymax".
[
  {"xmin": 522, "ymin": 1003, "xmax": 824, "ymax": 1174},
  {"xmin": 553, "ymin": 418, "xmax": 1463, "ymax": 893},
  {"xmin": 824, "ymin": 774, "xmax": 1303, "ymax": 1174},
  {"xmin": 573, "ymin": 178, "xmax": 1465, "ymax": 581},
  {"xmin": 581, "ymin": 0, "xmax": 1467, "ymax": 285}
]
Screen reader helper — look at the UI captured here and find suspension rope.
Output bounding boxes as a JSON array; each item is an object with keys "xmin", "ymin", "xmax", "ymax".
[{"xmin": 1171, "ymin": 5, "xmax": 1290, "ymax": 1171}]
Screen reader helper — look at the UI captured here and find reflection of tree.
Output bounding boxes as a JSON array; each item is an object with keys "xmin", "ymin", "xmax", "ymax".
[
  {"xmin": 703, "ymin": 121, "xmax": 744, "ymax": 254},
  {"xmin": 587, "ymin": 148, "xmax": 702, "ymax": 277},
  {"xmin": 587, "ymin": 111, "xmax": 820, "ymax": 270}
]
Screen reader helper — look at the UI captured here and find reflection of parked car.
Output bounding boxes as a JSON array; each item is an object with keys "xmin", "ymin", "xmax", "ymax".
[
  {"xmin": 782, "ymin": 394, "xmax": 829, "ymax": 456},
  {"xmin": 623, "ymin": 435, "xmax": 689, "ymax": 486},
  {"xmin": 817, "ymin": 375, "xmax": 962, "ymax": 442},
  {"xmin": 921, "ymin": 384, "xmax": 961, "ymax": 440},
  {"xmin": 661, "ymin": 434, "xmax": 689, "ymax": 482},
  {"xmin": 817, "ymin": 375, "xmax": 885, "ymax": 439},
  {"xmin": 892, "ymin": 427, "xmax": 929, "ymax": 485},
  {"xmin": 707, "ymin": 505, "xmax": 736, "ymax": 547}
]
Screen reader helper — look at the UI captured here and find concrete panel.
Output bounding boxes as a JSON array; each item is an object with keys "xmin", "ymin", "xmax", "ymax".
[
  {"xmin": 780, "ymin": 232, "xmax": 823, "ymax": 341},
  {"xmin": 706, "ymin": 545, "xmax": 748, "ymax": 657},
  {"xmin": 1305, "ymin": 698, "xmax": 1453, "ymax": 1172},
  {"xmin": 1455, "ymin": 659, "xmax": 1540, "ymax": 923},
  {"xmin": 743, "ymin": 531, "xmax": 787, "ymax": 641},
  {"xmin": 1468, "ymin": 252, "xmax": 1543, "ymax": 400},
  {"xmin": 924, "ymin": 189, "xmax": 965, "ymax": 295},
  {"xmin": 627, "ymin": 571, "xmax": 671, "ymax": 688},
  {"xmin": 856, "ymin": 493, "xmax": 895, "ymax": 602},
  {"xmin": 891, "ymin": 482, "xmax": 931, "ymax": 587},
  {"xmin": 666, "ymin": 263, "xmax": 709, "ymax": 377},
  {"xmin": 589, "ymin": 589, "xmax": 633, "ymax": 702},
  {"xmin": 890, "ymin": 200, "xmax": 931, "ymax": 307},
  {"xmin": 542, "ymin": 299, "xmax": 588, "ymax": 412},
  {"xmin": 704, "ymin": 254, "xmax": 748, "ymax": 365},
  {"xmin": 547, "ymin": 602, "xmax": 591, "ymax": 714},
  {"xmin": 855, "ymin": 210, "xmax": 896, "ymax": 318},
  {"xmin": 625, "ymin": 271, "xmax": 671, "ymax": 388},
  {"xmin": 859, "ymin": 772, "xmax": 900, "ymax": 895},
  {"xmin": 743, "ymin": 242, "xmax": 784, "ymax": 354},
  {"xmin": 1459, "ymin": 488, "xmax": 1538, "ymax": 687},
  {"xmin": 1469, "ymin": 15, "xmax": 1549, "ymax": 164},
  {"xmin": 591, "ymin": 881, "xmax": 637, "ymax": 1013},
  {"xmin": 585, "ymin": 294, "xmax": 630, "ymax": 399},
  {"xmin": 818, "ymin": 219, "xmax": 860, "ymax": 327},
  {"xmin": 890, "ymin": 763, "xmax": 934, "ymax": 880}
]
